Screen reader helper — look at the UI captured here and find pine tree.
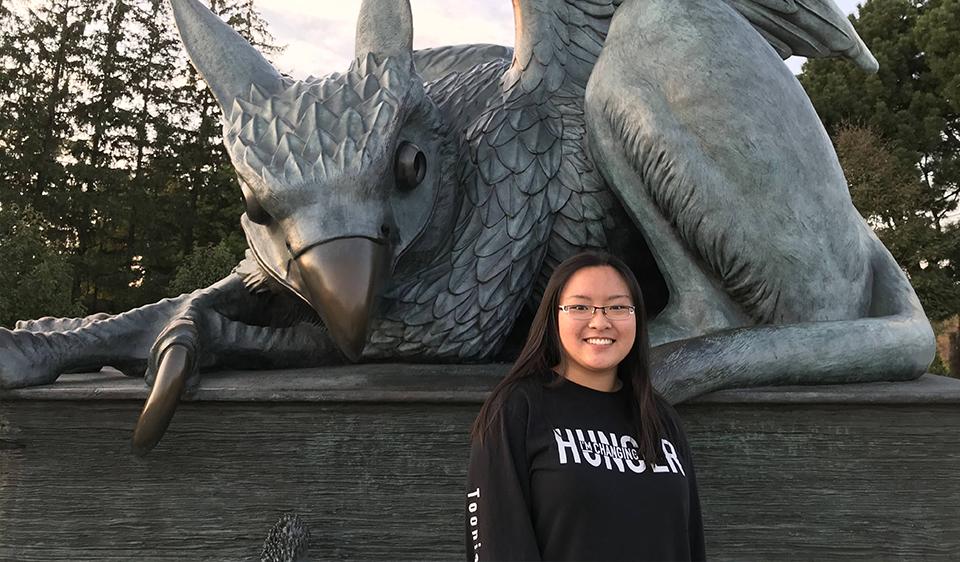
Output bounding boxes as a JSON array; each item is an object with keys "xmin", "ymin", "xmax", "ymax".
[
  {"xmin": 0, "ymin": 3, "xmax": 21, "ymax": 187},
  {"xmin": 65, "ymin": 1, "xmax": 141, "ymax": 311},
  {"xmin": 1, "ymin": 0, "xmax": 88, "ymax": 236},
  {"xmin": 0, "ymin": 0, "xmax": 282, "ymax": 318},
  {"xmin": 120, "ymin": 0, "xmax": 193, "ymax": 305}
]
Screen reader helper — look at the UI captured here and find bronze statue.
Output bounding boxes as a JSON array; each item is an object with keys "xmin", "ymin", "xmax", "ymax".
[{"xmin": 0, "ymin": 0, "xmax": 934, "ymax": 453}]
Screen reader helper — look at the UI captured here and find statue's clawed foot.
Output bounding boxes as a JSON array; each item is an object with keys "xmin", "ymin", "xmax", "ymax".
[
  {"xmin": 1, "ymin": 264, "xmax": 342, "ymax": 454},
  {"xmin": 130, "ymin": 273, "xmax": 341, "ymax": 454},
  {"xmin": 131, "ymin": 272, "xmax": 348, "ymax": 454}
]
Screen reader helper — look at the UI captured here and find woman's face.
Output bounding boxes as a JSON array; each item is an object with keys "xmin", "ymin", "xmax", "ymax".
[{"xmin": 556, "ymin": 265, "xmax": 637, "ymax": 386}]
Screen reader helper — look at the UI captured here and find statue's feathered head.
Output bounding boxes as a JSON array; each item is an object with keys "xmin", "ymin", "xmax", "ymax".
[
  {"xmin": 171, "ymin": 0, "xmax": 453, "ymax": 360},
  {"xmin": 225, "ymin": 55, "xmax": 410, "ymax": 189}
]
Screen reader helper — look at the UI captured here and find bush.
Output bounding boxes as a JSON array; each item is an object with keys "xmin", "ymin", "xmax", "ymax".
[
  {"xmin": 0, "ymin": 205, "xmax": 85, "ymax": 328},
  {"xmin": 166, "ymin": 239, "xmax": 245, "ymax": 296}
]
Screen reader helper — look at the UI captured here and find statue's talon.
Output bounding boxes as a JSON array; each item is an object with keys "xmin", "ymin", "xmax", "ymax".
[
  {"xmin": 131, "ymin": 343, "xmax": 190, "ymax": 455},
  {"xmin": 132, "ymin": 319, "xmax": 200, "ymax": 456}
]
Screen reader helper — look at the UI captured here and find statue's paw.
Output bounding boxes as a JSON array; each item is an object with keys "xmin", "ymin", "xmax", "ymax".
[
  {"xmin": 0, "ymin": 328, "xmax": 61, "ymax": 389},
  {"xmin": 117, "ymin": 271, "xmax": 336, "ymax": 455}
]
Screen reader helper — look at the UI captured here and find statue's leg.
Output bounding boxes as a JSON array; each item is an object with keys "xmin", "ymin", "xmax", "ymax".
[
  {"xmin": 0, "ymin": 273, "xmax": 340, "ymax": 389},
  {"xmin": 16, "ymin": 312, "xmax": 114, "ymax": 333},
  {"xmin": 581, "ymin": 0, "xmax": 934, "ymax": 403},
  {"xmin": 12, "ymin": 313, "xmax": 142, "ymax": 377},
  {"xmin": 584, "ymin": 83, "xmax": 752, "ymax": 345},
  {"xmin": 1, "ymin": 293, "xmax": 198, "ymax": 388},
  {"xmin": 2, "ymin": 269, "xmax": 344, "ymax": 454},
  {"xmin": 127, "ymin": 274, "xmax": 341, "ymax": 453}
]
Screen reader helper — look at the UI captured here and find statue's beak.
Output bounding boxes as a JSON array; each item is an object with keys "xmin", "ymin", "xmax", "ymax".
[{"xmin": 293, "ymin": 237, "xmax": 388, "ymax": 361}]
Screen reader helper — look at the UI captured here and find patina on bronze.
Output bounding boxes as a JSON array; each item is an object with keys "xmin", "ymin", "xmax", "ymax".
[
  {"xmin": 132, "ymin": 344, "xmax": 191, "ymax": 456},
  {"xmin": 292, "ymin": 237, "xmax": 390, "ymax": 362},
  {"xmin": 0, "ymin": 0, "xmax": 936, "ymax": 454}
]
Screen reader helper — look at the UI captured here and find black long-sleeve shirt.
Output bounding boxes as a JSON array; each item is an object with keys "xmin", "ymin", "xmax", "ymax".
[{"xmin": 465, "ymin": 371, "xmax": 705, "ymax": 561}]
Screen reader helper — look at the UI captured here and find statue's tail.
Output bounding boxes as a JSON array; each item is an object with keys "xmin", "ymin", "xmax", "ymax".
[{"xmin": 653, "ymin": 241, "xmax": 937, "ymax": 403}]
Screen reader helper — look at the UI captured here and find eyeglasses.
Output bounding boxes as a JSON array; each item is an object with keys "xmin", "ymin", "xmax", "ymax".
[{"xmin": 558, "ymin": 304, "xmax": 636, "ymax": 320}]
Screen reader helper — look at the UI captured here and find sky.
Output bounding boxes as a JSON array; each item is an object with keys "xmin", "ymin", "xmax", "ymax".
[{"xmin": 259, "ymin": 0, "xmax": 866, "ymax": 78}]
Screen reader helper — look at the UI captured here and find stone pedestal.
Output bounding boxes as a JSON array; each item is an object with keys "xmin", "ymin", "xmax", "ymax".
[{"xmin": 2, "ymin": 366, "xmax": 958, "ymax": 560}]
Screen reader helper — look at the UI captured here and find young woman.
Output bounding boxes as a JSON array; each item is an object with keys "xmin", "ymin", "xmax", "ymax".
[{"xmin": 465, "ymin": 252, "xmax": 705, "ymax": 561}]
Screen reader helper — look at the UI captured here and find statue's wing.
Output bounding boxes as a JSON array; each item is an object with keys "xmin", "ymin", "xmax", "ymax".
[
  {"xmin": 504, "ymin": 0, "xmax": 875, "ymax": 101},
  {"xmin": 413, "ymin": 44, "xmax": 513, "ymax": 82},
  {"xmin": 505, "ymin": 0, "xmax": 618, "ymax": 94},
  {"xmin": 722, "ymin": 0, "xmax": 878, "ymax": 72},
  {"xmin": 363, "ymin": 3, "xmax": 627, "ymax": 359}
]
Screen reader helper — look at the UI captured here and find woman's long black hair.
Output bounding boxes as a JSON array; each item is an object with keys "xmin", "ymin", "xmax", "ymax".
[{"xmin": 471, "ymin": 251, "xmax": 665, "ymax": 464}]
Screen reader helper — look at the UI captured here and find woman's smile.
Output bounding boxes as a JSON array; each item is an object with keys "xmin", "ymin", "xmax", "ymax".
[{"xmin": 584, "ymin": 337, "xmax": 615, "ymax": 345}]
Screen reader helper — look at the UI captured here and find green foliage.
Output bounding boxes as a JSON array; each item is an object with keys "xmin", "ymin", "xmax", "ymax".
[
  {"xmin": 800, "ymin": 0, "xmax": 960, "ymax": 322},
  {"xmin": 166, "ymin": 237, "xmax": 246, "ymax": 296},
  {"xmin": 0, "ymin": 205, "xmax": 85, "ymax": 328},
  {"xmin": 932, "ymin": 316, "xmax": 960, "ymax": 378},
  {"xmin": 0, "ymin": 0, "xmax": 280, "ymax": 322},
  {"xmin": 928, "ymin": 352, "xmax": 949, "ymax": 376},
  {"xmin": 832, "ymin": 125, "xmax": 960, "ymax": 320}
]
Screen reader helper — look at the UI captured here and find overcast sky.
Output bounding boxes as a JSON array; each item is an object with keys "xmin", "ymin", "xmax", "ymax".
[{"xmin": 259, "ymin": 0, "xmax": 866, "ymax": 77}]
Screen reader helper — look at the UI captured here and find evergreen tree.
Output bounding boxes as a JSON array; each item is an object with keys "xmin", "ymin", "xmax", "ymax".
[
  {"xmin": 0, "ymin": 3, "xmax": 22, "ymax": 187},
  {"xmin": 111, "ymin": 0, "xmax": 190, "ymax": 305},
  {"xmin": 66, "ymin": 0, "xmax": 141, "ymax": 311},
  {"xmin": 0, "ymin": 0, "xmax": 280, "ymax": 319},
  {"xmin": 1, "ymin": 0, "xmax": 88, "ymax": 238},
  {"xmin": 220, "ymin": 0, "xmax": 282, "ymax": 58}
]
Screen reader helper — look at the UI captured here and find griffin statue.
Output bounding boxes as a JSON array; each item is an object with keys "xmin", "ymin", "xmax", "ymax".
[{"xmin": 0, "ymin": 0, "xmax": 935, "ymax": 453}]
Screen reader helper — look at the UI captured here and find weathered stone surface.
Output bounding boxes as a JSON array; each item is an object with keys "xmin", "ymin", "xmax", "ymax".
[
  {"xmin": 2, "ymin": 370, "xmax": 958, "ymax": 560},
  {"xmin": 0, "ymin": 365, "xmax": 510, "ymax": 403}
]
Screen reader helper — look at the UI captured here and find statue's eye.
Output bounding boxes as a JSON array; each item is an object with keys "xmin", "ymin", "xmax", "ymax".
[
  {"xmin": 395, "ymin": 141, "xmax": 426, "ymax": 191},
  {"xmin": 240, "ymin": 180, "xmax": 271, "ymax": 225}
]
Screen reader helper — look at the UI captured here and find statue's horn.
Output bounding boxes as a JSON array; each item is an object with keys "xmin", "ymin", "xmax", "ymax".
[
  {"xmin": 170, "ymin": 0, "xmax": 282, "ymax": 110},
  {"xmin": 355, "ymin": 0, "xmax": 414, "ymax": 65}
]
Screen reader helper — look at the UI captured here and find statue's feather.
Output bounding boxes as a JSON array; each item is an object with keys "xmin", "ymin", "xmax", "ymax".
[
  {"xmin": 363, "ymin": 1, "xmax": 631, "ymax": 359},
  {"xmin": 235, "ymin": 252, "xmax": 275, "ymax": 295},
  {"xmin": 365, "ymin": 46, "xmax": 618, "ymax": 359},
  {"xmin": 413, "ymin": 44, "xmax": 513, "ymax": 83}
]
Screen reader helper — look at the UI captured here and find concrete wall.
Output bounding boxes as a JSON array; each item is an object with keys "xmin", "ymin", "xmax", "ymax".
[{"xmin": 2, "ymin": 367, "xmax": 959, "ymax": 560}]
